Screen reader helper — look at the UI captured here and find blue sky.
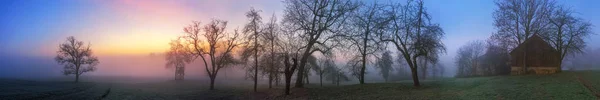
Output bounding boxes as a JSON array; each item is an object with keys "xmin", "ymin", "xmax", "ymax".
[{"xmin": 0, "ymin": 0, "xmax": 599, "ymax": 78}]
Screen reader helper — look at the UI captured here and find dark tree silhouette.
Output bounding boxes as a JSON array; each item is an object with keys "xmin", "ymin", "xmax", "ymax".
[
  {"xmin": 381, "ymin": 0, "xmax": 445, "ymax": 85},
  {"xmin": 455, "ymin": 40, "xmax": 485, "ymax": 77},
  {"xmin": 541, "ymin": 4, "xmax": 594, "ymax": 71},
  {"xmin": 493, "ymin": 0, "xmax": 553, "ymax": 74},
  {"xmin": 381, "ymin": 0, "xmax": 445, "ymax": 87},
  {"xmin": 55, "ymin": 36, "xmax": 99, "ymax": 83},
  {"xmin": 181, "ymin": 20, "xmax": 242, "ymax": 90},
  {"xmin": 282, "ymin": 0, "xmax": 359, "ymax": 88},
  {"xmin": 313, "ymin": 55, "xmax": 334, "ymax": 87},
  {"xmin": 262, "ymin": 14, "xmax": 282, "ymax": 88},
  {"xmin": 165, "ymin": 38, "xmax": 193, "ymax": 80},
  {"xmin": 241, "ymin": 7, "xmax": 263, "ymax": 92},
  {"xmin": 344, "ymin": 1, "xmax": 389, "ymax": 84},
  {"xmin": 324, "ymin": 63, "xmax": 349, "ymax": 86},
  {"xmin": 376, "ymin": 51, "xmax": 393, "ymax": 82}
]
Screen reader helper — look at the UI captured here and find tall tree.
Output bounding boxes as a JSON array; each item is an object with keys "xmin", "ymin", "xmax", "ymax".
[
  {"xmin": 181, "ymin": 20, "xmax": 242, "ymax": 90},
  {"xmin": 375, "ymin": 51, "xmax": 393, "ymax": 82},
  {"xmin": 484, "ymin": 35, "xmax": 511, "ymax": 75},
  {"xmin": 313, "ymin": 55, "xmax": 335, "ymax": 86},
  {"xmin": 262, "ymin": 13, "xmax": 282, "ymax": 88},
  {"xmin": 282, "ymin": 0, "xmax": 359, "ymax": 88},
  {"xmin": 541, "ymin": 5, "xmax": 594, "ymax": 71},
  {"xmin": 344, "ymin": 1, "xmax": 389, "ymax": 84},
  {"xmin": 165, "ymin": 38, "xmax": 194, "ymax": 80},
  {"xmin": 493, "ymin": 0, "xmax": 553, "ymax": 73},
  {"xmin": 455, "ymin": 40, "xmax": 486, "ymax": 77},
  {"xmin": 55, "ymin": 36, "xmax": 99, "ymax": 83},
  {"xmin": 380, "ymin": 0, "xmax": 445, "ymax": 87},
  {"xmin": 278, "ymin": 25, "xmax": 303, "ymax": 95},
  {"xmin": 242, "ymin": 8, "xmax": 263, "ymax": 92},
  {"xmin": 324, "ymin": 62, "xmax": 350, "ymax": 86}
]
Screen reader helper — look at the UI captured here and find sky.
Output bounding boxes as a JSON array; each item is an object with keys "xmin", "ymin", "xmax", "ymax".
[{"xmin": 0, "ymin": 0, "xmax": 599, "ymax": 79}]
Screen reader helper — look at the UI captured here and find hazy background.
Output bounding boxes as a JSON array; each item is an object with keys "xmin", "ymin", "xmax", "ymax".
[{"xmin": 0, "ymin": 0, "xmax": 599, "ymax": 83}]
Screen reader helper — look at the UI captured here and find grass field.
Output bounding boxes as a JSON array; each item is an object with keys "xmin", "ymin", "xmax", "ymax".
[
  {"xmin": 308, "ymin": 71, "xmax": 600, "ymax": 100},
  {"xmin": 0, "ymin": 71, "xmax": 598, "ymax": 100}
]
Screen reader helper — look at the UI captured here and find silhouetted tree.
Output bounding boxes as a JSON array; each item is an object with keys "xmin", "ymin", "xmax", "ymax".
[
  {"xmin": 262, "ymin": 13, "xmax": 282, "ymax": 88},
  {"xmin": 346, "ymin": 56, "xmax": 363, "ymax": 81},
  {"xmin": 380, "ymin": 0, "xmax": 445, "ymax": 87},
  {"xmin": 55, "ymin": 36, "xmax": 99, "ymax": 83},
  {"xmin": 324, "ymin": 63, "xmax": 350, "ymax": 86},
  {"xmin": 278, "ymin": 22, "xmax": 303, "ymax": 95},
  {"xmin": 455, "ymin": 40, "xmax": 485, "ymax": 77},
  {"xmin": 181, "ymin": 20, "xmax": 242, "ymax": 90},
  {"xmin": 540, "ymin": 4, "xmax": 594, "ymax": 71},
  {"xmin": 282, "ymin": 53, "xmax": 298, "ymax": 95},
  {"xmin": 313, "ymin": 55, "xmax": 335, "ymax": 86},
  {"xmin": 493, "ymin": 0, "xmax": 553, "ymax": 73},
  {"xmin": 343, "ymin": 1, "xmax": 389, "ymax": 84},
  {"xmin": 282, "ymin": 0, "xmax": 359, "ymax": 88},
  {"xmin": 483, "ymin": 36, "xmax": 511, "ymax": 75},
  {"xmin": 376, "ymin": 51, "xmax": 393, "ymax": 82},
  {"xmin": 241, "ymin": 7, "xmax": 264, "ymax": 92},
  {"xmin": 165, "ymin": 38, "xmax": 193, "ymax": 80}
]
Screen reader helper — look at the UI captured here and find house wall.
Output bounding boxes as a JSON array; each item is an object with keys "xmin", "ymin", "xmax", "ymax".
[{"xmin": 511, "ymin": 66, "xmax": 559, "ymax": 75}]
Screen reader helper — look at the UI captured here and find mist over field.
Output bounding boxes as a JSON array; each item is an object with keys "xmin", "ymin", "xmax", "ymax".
[{"xmin": 2, "ymin": 0, "xmax": 600, "ymax": 100}]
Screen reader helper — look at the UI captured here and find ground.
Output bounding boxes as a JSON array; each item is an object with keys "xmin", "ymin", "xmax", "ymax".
[
  {"xmin": 0, "ymin": 71, "xmax": 599, "ymax": 100},
  {"xmin": 309, "ymin": 71, "xmax": 600, "ymax": 100}
]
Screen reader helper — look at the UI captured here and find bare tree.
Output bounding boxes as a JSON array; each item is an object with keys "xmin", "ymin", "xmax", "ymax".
[
  {"xmin": 375, "ymin": 51, "xmax": 393, "ymax": 82},
  {"xmin": 380, "ymin": 0, "xmax": 445, "ymax": 87},
  {"xmin": 262, "ymin": 13, "xmax": 282, "ymax": 88},
  {"xmin": 341, "ymin": 1, "xmax": 389, "ymax": 84},
  {"xmin": 281, "ymin": 53, "xmax": 298, "ymax": 95},
  {"xmin": 278, "ymin": 22, "xmax": 303, "ymax": 95},
  {"xmin": 483, "ymin": 36, "xmax": 511, "ymax": 75},
  {"xmin": 346, "ymin": 56, "xmax": 363, "ymax": 81},
  {"xmin": 55, "ymin": 36, "xmax": 99, "ymax": 83},
  {"xmin": 455, "ymin": 40, "xmax": 486, "ymax": 77},
  {"xmin": 165, "ymin": 38, "xmax": 194, "ymax": 80},
  {"xmin": 181, "ymin": 20, "xmax": 242, "ymax": 90},
  {"xmin": 282, "ymin": 0, "xmax": 359, "ymax": 88},
  {"xmin": 493, "ymin": 0, "xmax": 553, "ymax": 73},
  {"xmin": 541, "ymin": 4, "xmax": 594, "ymax": 71},
  {"xmin": 324, "ymin": 62, "xmax": 350, "ymax": 86},
  {"xmin": 241, "ymin": 7, "xmax": 264, "ymax": 92},
  {"xmin": 313, "ymin": 55, "xmax": 335, "ymax": 86}
]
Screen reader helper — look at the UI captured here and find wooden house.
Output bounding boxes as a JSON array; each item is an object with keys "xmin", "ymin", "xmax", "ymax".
[{"xmin": 509, "ymin": 34, "xmax": 561, "ymax": 75}]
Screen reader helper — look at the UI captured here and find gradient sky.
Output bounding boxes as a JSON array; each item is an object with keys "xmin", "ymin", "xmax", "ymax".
[{"xmin": 0, "ymin": 0, "xmax": 599, "ymax": 78}]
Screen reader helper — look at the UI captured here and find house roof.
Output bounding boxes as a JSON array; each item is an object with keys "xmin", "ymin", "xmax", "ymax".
[{"xmin": 509, "ymin": 34, "xmax": 558, "ymax": 55}]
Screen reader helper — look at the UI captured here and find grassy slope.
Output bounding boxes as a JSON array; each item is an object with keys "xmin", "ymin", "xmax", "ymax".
[{"xmin": 309, "ymin": 71, "xmax": 600, "ymax": 100}]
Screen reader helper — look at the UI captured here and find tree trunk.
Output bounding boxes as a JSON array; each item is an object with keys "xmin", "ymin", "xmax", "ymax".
[
  {"xmin": 305, "ymin": 74, "xmax": 309, "ymax": 84},
  {"xmin": 284, "ymin": 70, "xmax": 291, "ymax": 95},
  {"xmin": 284, "ymin": 58, "xmax": 298, "ymax": 95},
  {"xmin": 295, "ymin": 43, "xmax": 315, "ymax": 88},
  {"xmin": 75, "ymin": 65, "xmax": 80, "ymax": 83},
  {"xmin": 210, "ymin": 75, "xmax": 216, "ymax": 90},
  {"xmin": 522, "ymin": 46, "xmax": 527, "ymax": 74},
  {"xmin": 75, "ymin": 74, "xmax": 80, "ymax": 83},
  {"xmin": 285, "ymin": 75, "xmax": 291, "ymax": 95},
  {"xmin": 254, "ymin": 32, "xmax": 259, "ymax": 92},
  {"xmin": 269, "ymin": 75, "xmax": 273, "ymax": 89},
  {"xmin": 319, "ymin": 72, "xmax": 323, "ymax": 87},
  {"xmin": 360, "ymin": 54, "xmax": 366, "ymax": 84},
  {"xmin": 360, "ymin": 31, "xmax": 368, "ymax": 84},
  {"xmin": 276, "ymin": 75, "xmax": 280, "ymax": 86},
  {"xmin": 410, "ymin": 67, "xmax": 420, "ymax": 87},
  {"xmin": 336, "ymin": 75, "xmax": 340, "ymax": 86}
]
